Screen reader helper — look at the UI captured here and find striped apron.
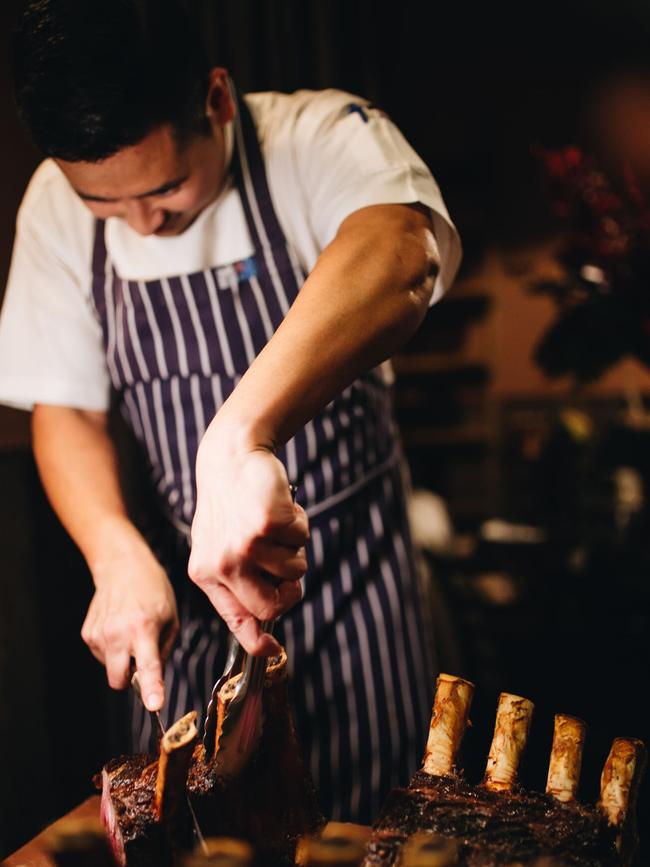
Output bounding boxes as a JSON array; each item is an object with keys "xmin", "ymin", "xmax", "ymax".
[{"xmin": 90, "ymin": 89, "xmax": 435, "ymax": 823}]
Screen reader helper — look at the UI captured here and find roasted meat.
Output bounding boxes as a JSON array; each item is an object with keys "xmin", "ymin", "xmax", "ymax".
[
  {"xmin": 100, "ymin": 712, "xmax": 198, "ymax": 867},
  {"xmin": 187, "ymin": 651, "xmax": 323, "ymax": 865},
  {"xmin": 98, "ymin": 650, "xmax": 322, "ymax": 867},
  {"xmin": 362, "ymin": 674, "xmax": 646, "ymax": 867}
]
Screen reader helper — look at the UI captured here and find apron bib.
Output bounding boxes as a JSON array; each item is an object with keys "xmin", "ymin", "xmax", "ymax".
[{"xmin": 90, "ymin": 87, "xmax": 435, "ymax": 822}]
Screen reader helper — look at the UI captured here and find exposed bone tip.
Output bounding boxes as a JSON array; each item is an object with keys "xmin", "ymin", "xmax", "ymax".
[
  {"xmin": 437, "ymin": 672, "xmax": 475, "ymax": 688},
  {"xmin": 161, "ymin": 710, "xmax": 198, "ymax": 752},
  {"xmin": 264, "ymin": 648, "xmax": 289, "ymax": 684},
  {"xmin": 546, "ymin": 713, "xmax": 587, "ymax": 803},
  {"xmin": 300, "ymin": 823, "xmax": 369, "ymax": 866},
  {"xmin": 484, "ymin": 692, "xmax": 534, "ymax": 792},
  {"xmin": 598, "ymin": 736, "xmax": 647, "ymax": 829},
  {"xmin": 180, "ymin": 837, "xmax": 254, "ymax": 867},
  {"xmin": 401, "ymin": 833, "xmax": 459, "ymax": 866},
  {"xmin": 155, "ymin": 711, "xmax": 199, "ymax": 823},
  {"xmin": 422, "ymin": 673, "xmax": 474, "ymax": 777}
]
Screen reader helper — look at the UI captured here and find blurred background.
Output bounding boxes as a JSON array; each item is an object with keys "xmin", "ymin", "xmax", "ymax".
[{"xmin": 1, "ymin": 0, "xmax": 649, "ymax": 858}]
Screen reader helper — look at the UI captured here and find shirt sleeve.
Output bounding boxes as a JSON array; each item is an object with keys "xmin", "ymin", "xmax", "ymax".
[
  {"xmin": 0, "ymin": 210, "xmax": 111, "ymax": 412},
  {"xmin": 292, "ymin": 92, "xmax": 462, "ymax": 304}
]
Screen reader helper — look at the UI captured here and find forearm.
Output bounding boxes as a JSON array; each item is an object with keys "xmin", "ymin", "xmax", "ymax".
[
  {"xmin": 31, "ymin": 404, "xmax": 150, "ymax": 580},
  {"xmin": 190, "ymin": 205, "xmax": 435, "ymax": 649},
  {"xmin": 215, "ymin": 203, "xmax": 439, "ymax": 450},
  {"xmin": 33, "ymin": 405, "xmax": 177, "ymax": 707}
]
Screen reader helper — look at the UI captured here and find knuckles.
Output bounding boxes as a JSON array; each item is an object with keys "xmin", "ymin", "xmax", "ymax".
[
  {"xmin": 85, "ymin": 614, "xmax": 160, "ymax": 651},
  {"xmin": 188, "ymin": 551, "xmax": 236, "ymax": 585},
  {"xmin": 100, "ymin": 622, "xmax": 125, "ymax": 646},
  {"xmin": 284, "ymin": 559, "xmax": 308, "ymax": 581}
]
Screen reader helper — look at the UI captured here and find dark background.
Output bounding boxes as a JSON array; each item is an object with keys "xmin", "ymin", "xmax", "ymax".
[{"xmin": 1, "ymin": 0, "xmax": 649, "ymax": 859}]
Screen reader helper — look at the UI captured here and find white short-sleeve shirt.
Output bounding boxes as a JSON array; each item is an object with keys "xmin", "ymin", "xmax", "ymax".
[{"xmin": 0, "ymin": 88, "xmax": 461, "ymax": 412}]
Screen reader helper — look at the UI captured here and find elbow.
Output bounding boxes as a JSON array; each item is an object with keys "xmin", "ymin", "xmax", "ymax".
[{"xmin": 398, "ymin": 226, "xmax": 440, "ymax": 337}]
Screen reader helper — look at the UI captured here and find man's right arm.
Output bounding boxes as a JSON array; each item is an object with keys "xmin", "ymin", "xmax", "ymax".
[{"xmin": 32, "ymin": 404, "xmax": 178, "ymax": 711}]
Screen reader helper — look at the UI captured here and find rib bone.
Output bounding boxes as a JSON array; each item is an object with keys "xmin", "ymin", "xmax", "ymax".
[
  {"xmin": 154, "ymin": 710, "xmax": 198, "ymax": 822},
  {"xmin": 180, "ymin": 837, "xmax": 254, "ymax": 867},
  {"xmin": 545, "ymin": 714, "xmax": 586, "ymax": 803},
  {"xmin": 401, "ymin": 833, "xmax": 459, "ymax": 866},
  {"xmin": 422, "ymin": 673, "xmax": 474, "ymax": 776},
  {"xmin": 302, "ymin": 831, "xmax": 368, "ymax": 866},
  {"xmin": 598, "ymin": 737, "xmax": 646, "ymax": 848},
  {"xmin": 321, "ymin": 822, "xmax": 372, "ymax": 848},
  {"xmin": 484, "ymin": 692, "xmax": 534, "ymax": 791}
]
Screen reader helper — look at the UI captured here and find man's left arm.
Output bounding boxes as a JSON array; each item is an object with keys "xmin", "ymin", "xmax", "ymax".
[{"xmin": 188, "ymin": 202, "xmax": 439, "ymax": 653}]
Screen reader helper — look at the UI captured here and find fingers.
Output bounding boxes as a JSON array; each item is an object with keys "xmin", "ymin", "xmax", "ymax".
[
  {"xmin": 133, "ymin": 629, "xmax": 165, "ymax": 711},
  {"xmin": 266, "ymin": 503, "xmax": 309, "ymax": 547},
  {"xmin": 159, "ymin": 618, "xmax": 179, "ymax": 662},
  {"xmin": 189, "ymin": 459, "xmax": 309, "ymax": 637},
  {"xmin": 81, "ymin": 598, "xmax": 173, "ymax": 710},
  {"xmin": 226, "ymin": 570, "xmax": 282, "ymax": 621},
  {"xmin": 105, "ymin": 646, "xmax": 131, "ymax": 690},
  {"xmin": 210, "ymin": 569, "xmax": 303, "ymax": 622},
  {"xmin": 276, "ymin": 578, "xmax": 303, "ymax": 610},
  {"xmin": 249, "ymin": 540, "xmax": 308, "ymax": 582},
  {"xmin": 200, "ymin": 582, "xmax": 282, "ymax": 657},
  {"xmin": 189, "ymin": 535, "xmax": 307, "ymax": 622}
]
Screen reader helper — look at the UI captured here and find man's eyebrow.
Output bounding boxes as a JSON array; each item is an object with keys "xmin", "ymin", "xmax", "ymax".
[{"xmin": 75, "ymin": 174, "xmax": 189, "ymax": 203}]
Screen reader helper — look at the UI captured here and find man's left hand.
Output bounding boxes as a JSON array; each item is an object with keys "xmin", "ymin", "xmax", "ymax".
[{"xmin": 188, "ymin": 423, "xmax": 308, "ymax": 655}]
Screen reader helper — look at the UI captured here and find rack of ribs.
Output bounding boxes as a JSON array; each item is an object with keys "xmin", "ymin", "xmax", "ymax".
[
  {"xmin": 362, "ymin": 674, "xmax": 646, "ymax": 867},
  {"xmin": 98, "ymin": 650, "xmax": 323, "ymax": 867}
]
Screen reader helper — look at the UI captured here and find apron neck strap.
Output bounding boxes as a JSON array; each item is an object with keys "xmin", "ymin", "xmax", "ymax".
[{"xmin": 229, "ymin": 80, "xmax": 288, "ymax": 252}]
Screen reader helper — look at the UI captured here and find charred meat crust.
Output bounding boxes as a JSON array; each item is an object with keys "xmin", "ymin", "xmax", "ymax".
[
  {"xmin": 366, "ymin": 773, "xmax": 618, "ymax": 867},
  {"xmin": 97, "ymin": 655, "xmax": 323, "ymax": 867},
  {"xmin": 188, "ymin": 660, "xmax": 324, "ymax": 865}
]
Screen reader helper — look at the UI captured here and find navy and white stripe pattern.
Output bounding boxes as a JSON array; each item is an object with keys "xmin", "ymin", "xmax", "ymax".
[{"xmin": 90, "ymin": 87, "xmax": 435, "ymax": 823}]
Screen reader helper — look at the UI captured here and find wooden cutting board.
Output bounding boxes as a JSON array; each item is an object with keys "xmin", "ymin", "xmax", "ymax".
[
  {"xmin": 3, "ymin": 796, "xmax": 101, "ymax": 867},
  {"xmin": 2, "ymin": 799, "xmax": 371, "ymax": 867}
]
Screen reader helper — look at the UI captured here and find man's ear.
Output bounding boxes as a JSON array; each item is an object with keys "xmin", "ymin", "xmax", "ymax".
[{"xmin": 206, "ymin": 67, "xmax": 235, "ymax": 126}]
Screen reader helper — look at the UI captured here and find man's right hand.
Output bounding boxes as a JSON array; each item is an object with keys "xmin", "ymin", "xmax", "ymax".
[
  {"xmin": 30, "ymin": 406, "xmax": 180, "ymax": 713},
  {"xmin": 81, "ymin": 544, "xmax": 179, "ymax": 712}
]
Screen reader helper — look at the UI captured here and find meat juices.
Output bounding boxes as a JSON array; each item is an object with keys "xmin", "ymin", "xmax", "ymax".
[
  {"xmin": 362, "ymin": 674, "xmax": 646, "ymax": 867},
  {"xmin": 98, "ymin": 651, "xmax": 322, "ymax": 867}
]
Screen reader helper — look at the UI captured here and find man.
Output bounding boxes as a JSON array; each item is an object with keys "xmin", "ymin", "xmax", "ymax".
[{"xmin": 0, "ymin": 0, "xmax": 460, "ymax": 822}]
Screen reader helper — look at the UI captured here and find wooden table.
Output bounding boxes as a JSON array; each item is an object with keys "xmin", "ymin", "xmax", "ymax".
[{"xmin": 2, "ymin": 796, "xmax": 101, "ymax": 867}]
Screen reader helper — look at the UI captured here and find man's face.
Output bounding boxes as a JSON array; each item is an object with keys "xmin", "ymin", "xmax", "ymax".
[{"xmin": 56, "ymin": 122, "xmax": 228, "ymax": 237}]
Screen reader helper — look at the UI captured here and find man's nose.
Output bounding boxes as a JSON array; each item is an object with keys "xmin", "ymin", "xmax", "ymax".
[{"xmin": 124, "ymin": 199, "xmax": 165, "ymax": 236}]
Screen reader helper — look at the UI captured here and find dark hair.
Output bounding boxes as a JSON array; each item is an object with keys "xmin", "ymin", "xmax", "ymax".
[{"xmin": 12, "ymin": 0, "xmax": 212, "ymax": 162}]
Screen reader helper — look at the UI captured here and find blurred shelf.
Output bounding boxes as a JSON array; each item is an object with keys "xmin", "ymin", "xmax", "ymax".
[
  {"xmin": 393, "ymin": 353, "xmax": 486, "ymax": 376},
  {"xmin": 403, "ymin": 424, "xmax": 492, "ymax": 447},
  {"xmin": 401, "ymin": 292, "xmax": 491, "ymax": 355}
]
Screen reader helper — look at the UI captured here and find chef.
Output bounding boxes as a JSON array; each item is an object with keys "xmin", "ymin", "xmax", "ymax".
[{"xmin": 0, "ymin": 0, "xmax": 461, "ymax": 823}]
